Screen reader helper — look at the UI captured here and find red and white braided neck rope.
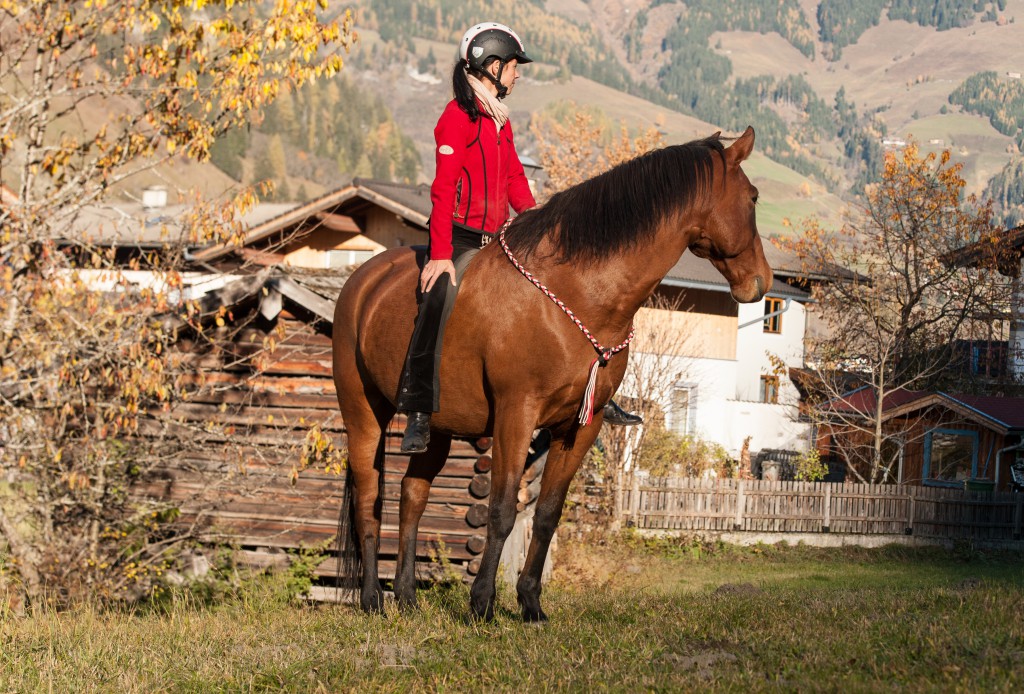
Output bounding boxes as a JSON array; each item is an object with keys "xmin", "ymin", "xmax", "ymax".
[{"xmin": 498, "ymin": 226, "xmax": 634, "ymax": 426}]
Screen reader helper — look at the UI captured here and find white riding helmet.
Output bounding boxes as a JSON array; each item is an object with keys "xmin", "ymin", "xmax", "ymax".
[{"xmin": 459, "ymin": 22, "xmax": 534, "ymax": 72}]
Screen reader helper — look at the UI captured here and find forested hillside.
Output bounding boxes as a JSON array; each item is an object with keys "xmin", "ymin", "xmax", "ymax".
[
  {"xmin": 817, "ymin": 0, "xmax": 1009, "ymax": 58},
  {"xmin": 336, "ymin": 0, "xmax": 896, "ymax": 194},
  {"xmin": 950, "ymin": 71, "xmax": 1024, "ymax": 145},
  {"xmin": 209, "ymin": 74, "xmax": 420, "ymax": 199},
  {"xmin": 646, "ymin": 1, "xmax": 885, "ymax": 188},
  {"xmin": 952, "ymin": 71, "xmax": 1024, "ymax": 226},
  {"xmin": 203, "ymin": 0, "xmax": 1021, "ymax": 230}
]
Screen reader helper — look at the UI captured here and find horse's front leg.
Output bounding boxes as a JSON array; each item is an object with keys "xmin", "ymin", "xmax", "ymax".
[
  {"xmin": 394, "ymin": 432, "xmax": 451, "ymax": 609},
  {"xmin": 516, "ymin": 422, "xmax": 603, "ymax": 622},
  {"xmin": 469, "ymin": 407, "xmax": 536, "ymax": 621}
]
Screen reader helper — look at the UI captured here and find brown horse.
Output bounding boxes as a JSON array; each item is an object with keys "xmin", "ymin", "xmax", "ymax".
[{"xmin": 331, "ymin": 126, "xmax": 772, "ymax": 621}]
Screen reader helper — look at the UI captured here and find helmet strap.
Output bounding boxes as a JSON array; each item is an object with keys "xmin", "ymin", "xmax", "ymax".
[{"xmin": 483, "ymin": 60, "xmax": 509, "ymax": 99}]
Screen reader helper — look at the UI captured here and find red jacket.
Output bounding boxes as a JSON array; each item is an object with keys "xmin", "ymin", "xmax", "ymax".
[{"xmin": 429, "ymin": 99, "xmax": 536, "ymax": 260}]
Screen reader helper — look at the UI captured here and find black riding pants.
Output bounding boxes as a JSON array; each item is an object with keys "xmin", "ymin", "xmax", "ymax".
[{"xmin": 396, "ymin": 223, "xmax": 488, "ymax": 413}]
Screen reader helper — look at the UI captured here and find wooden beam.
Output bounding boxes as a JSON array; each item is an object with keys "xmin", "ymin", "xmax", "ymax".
[
  {"xmin": 270, "ymin": 276, "xmax": 337, "ymax": 323},
  {"xmin": 163, "ymin": 269, "xmax": 272, "ymax": 329},
  {"xmin": 314, "ymin": 212, "xmax": 361, "ymax": 233}
]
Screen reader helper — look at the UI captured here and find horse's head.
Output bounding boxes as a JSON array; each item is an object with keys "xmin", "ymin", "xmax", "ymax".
[{"xmin": 689, "ymin": 126, "xmax": 773, "ymax": 303}]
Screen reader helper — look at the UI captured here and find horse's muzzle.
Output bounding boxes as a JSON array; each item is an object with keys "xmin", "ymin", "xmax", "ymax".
[{"xmin": 731, "ymin": 274, "xmax": 770, "ymax": 303}]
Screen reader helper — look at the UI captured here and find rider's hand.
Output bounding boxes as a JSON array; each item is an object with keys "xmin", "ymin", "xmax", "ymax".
[{"xmin": 421, "ymin": 258, "xmax": 457, "ymax": 293}]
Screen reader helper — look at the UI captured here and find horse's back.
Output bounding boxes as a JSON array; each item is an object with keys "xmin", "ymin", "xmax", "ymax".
[
  {"xmin": 331, "ymin": 245, "xmax": 512, "ymax": 434},
  {"xmin": 331, "ymin": 243, "xmax": 609, "ymax": 435},
  {"xmin": 332, "ymin": 247, "xmax": 421, "ymax": 411}
]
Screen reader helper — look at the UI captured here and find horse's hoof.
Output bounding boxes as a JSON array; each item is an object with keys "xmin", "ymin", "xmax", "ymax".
[
  {"xmin": 517, "ymin": 595, "xmax": 548, "ymax": 623},
  {"xmin": 470, "ymin": 598, "xmax": 495, "ymax": 622},
  {"xmin": 522, "ymin": 608, "xmax": 548, "ymax": 624},
  {"xmin": 395, "ymin": 594, "xmax": 418, "ymax": 612},
  {"xmin": 361, "ymin": 590, "xmax": 386, "ymax": 614}
]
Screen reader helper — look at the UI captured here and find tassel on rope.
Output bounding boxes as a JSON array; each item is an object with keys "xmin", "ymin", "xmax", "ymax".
[{"xmin": 578, "ymin": 353, "xmax": 610, "ymax": 426}]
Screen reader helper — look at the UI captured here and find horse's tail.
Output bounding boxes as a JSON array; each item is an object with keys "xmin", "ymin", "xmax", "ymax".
[{"xmin": 335, "ymin": 461, "xmax": 359, "ymax": 604}]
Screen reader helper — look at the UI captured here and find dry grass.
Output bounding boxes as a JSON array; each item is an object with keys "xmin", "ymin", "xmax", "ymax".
[{"xmin": 2, "ymin": 538, "xmax": 1022, "ymax": 692}]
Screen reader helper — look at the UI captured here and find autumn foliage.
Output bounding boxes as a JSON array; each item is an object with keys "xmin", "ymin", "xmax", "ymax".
[
  {"xmin": 529, "ymin": 102, "xmax": 665, "ymax": 197},
  {"xmin": 0, "ymin": 1, "xmax": 354, "ymax": 605},
  {"xmin": 785, "ymin": 142, "xmax": 1012, "ymax": 483}
]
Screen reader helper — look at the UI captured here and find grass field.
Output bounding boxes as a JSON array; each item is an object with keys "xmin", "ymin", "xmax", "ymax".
[{"xmin": 3, "ymin": 538, "xmax": 1022, "ymax": 692}]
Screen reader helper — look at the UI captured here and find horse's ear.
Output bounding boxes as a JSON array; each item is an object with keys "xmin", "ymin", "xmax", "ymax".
[{"xmin": 726, "ymin": 126, "xmax": 755, "ymax": 165}]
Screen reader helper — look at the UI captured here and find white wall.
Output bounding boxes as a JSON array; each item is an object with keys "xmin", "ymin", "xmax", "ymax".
[
  {"xmin": 621, "ymin": 295, "xmax": 812, "ymax": 460},
  {"xmin": 735, "ymin": 298, "xmax": 806, "ymax": 402},
  {"xmin": 723, "ymin": 400, "xmax": 809, "ymax": 456}
]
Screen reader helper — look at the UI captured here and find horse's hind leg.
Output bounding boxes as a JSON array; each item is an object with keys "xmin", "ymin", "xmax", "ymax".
[
  {"xmin": 516, "ymin": 426, "xmax": 602, "ymax": 622},
  {"xmin": 335, "ymin": 343, "xmax": 394, "ymax": 612},
  {"xmin": 394, "ymin": 433, "xmax": 452, "ymax": 609},
  {"xmin": 469, "ymin": 408, "xmax": 536, "ymax": 621},
  {"xmin": 344, "ymin": 403, "xmax": 393, "ymax": 613}
]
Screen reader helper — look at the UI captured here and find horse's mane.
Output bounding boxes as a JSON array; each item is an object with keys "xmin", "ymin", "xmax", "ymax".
[{"xmin": 505, "ymin": 134, "xmax": 726, "ymax": 264}]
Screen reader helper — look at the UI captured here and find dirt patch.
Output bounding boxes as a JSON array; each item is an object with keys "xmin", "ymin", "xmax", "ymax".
[
  {"xmin": 660, "ymin": 648, "xmax": 739, "ymax": 679},
  {"xmin": 550, "ymin": 539, "xmax": 632, "ymax": 589},
  {"xmin": 354, "ymin": 641, "xmax": 420, "ymax": 670}
]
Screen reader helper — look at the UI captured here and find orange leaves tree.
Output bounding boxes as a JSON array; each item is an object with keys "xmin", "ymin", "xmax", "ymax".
[
  {"xmin": 787, "ymin": 142, "xmax": 1011, "ymax": 483},
  {"xmin": 529, "ymin": 102, "xmax": 664, "ymax": 198},
  {"xmin": 0, "ymin": 0, "xmax": 353, "ymax": 604}
]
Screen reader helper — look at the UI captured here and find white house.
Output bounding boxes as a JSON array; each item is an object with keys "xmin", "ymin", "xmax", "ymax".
[{"xmin": 622, "ymin": 243, "xmax": 814, "ymax": 459}]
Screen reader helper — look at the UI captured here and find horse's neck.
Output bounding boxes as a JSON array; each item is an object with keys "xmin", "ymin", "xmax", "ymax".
[{"xmin": 532, "ymin": 222, "xmax": 692, "ymax": 334}]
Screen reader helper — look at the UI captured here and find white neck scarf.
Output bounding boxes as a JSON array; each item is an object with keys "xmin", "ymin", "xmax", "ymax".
[{"xmin": 468, "ymin": 74, "xmax": 509, "ymax": 130}]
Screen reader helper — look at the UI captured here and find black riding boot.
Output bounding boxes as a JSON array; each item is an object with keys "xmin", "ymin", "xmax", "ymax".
[
  {"xmin": 401, "ymin": 411, "xmax": 431, "ymax": 454},
  {"xmin": 603, "ymin": 399, "xmax": 643, "ymax": 426}
]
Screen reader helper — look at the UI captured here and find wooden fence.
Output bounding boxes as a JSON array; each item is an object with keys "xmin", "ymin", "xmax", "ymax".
[{"xmin": 622, "ymin": 477, "xmax": 1024, "ymax": 541}]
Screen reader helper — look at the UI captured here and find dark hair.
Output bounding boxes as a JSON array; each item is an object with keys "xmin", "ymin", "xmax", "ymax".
[
  {"xmin": 451, "ymin": 59, "xmax": 499, "ymax": 122},
  {"xmin": 504, "ymin": 135, "xmax": 727, "ymax": 265}
]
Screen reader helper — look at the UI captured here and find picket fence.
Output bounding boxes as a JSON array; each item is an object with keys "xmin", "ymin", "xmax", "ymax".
[{"xmin": 621, "ymin": 477, "xmax": 1024, "ymax": 541}]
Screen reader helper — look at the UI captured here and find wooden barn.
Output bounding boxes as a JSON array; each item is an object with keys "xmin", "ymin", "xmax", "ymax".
[
  {"xmin": 190, "ymin": 178, "xmax": 434, "ymax": 269},
  {"xmin": 62, "ymin": 177, "xmax": 558, "ymax": 592},
  {"xmin": 816, "ymin": 388, "xmax": 1024, "ymax": 491},
  {"xmin": 139, "ymin": 265, "xmax": 552, "ymax": 591}
]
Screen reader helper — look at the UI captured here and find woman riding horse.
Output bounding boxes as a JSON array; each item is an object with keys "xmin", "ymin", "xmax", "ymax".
[
  {"xmin": 332, "ymin": 122, "xmax": 772, "ymax": 620},
  {"xmin": 397, "ymin": 22, "xmax": 640, "ymax": 455}
]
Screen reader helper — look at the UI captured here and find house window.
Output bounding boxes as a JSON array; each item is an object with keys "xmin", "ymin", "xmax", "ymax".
[
  {"xmin": 669, "ymin": 384, "xmax": 697, "ymax": 436},
  {"xmin": 879, "ymin": 435, "xmax": 905, "ymax": 484},
  {"xmin": 763, "ymin": 297, "xmax": 783, "ymax": 333},
  {"xmin": 970, "ymin": 341, "xmax": 1007, "ymax": 378},
  {"xmin": 759, "ymin": 375, "xmax": 779, "ymax": 404},
  {"xmin": 923, "ymin": 428, "xmax": 978, "ymax": 487}
]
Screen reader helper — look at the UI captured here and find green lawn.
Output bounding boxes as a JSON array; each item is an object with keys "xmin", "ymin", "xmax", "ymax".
[{"xmin": 2, "ymin": 539, "xmax": 1022, "ymax": 692}]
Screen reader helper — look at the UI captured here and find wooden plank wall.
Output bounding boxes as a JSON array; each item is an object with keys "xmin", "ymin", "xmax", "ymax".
[
  {"xmin": 137, "ymin": 315, "xmax": 494, "ymax": 582},
  {"xmin": 623, "ymin": 477, "xmax": 1024, "ymax": 541}
]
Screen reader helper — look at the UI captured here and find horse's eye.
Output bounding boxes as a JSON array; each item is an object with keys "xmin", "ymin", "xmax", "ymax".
[{"xmin": 752, "ymin": 194, "xmax": 759, "ymax": 205}]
